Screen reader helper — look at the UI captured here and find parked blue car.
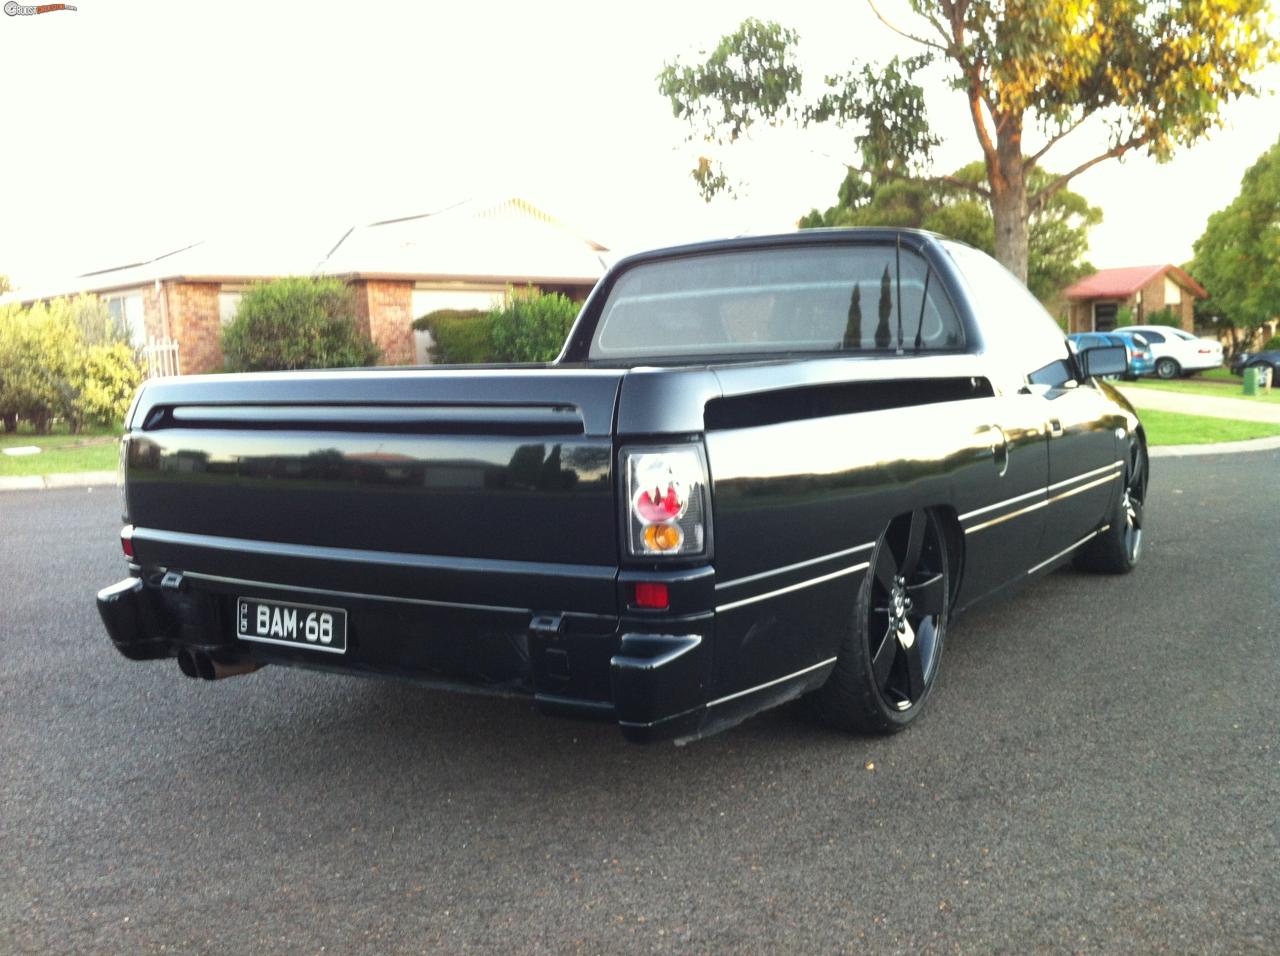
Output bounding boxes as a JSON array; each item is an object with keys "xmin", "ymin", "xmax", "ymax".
[{"xmin": 1069, "ymin": 331, "xmax": 1155, "ymax": 380}]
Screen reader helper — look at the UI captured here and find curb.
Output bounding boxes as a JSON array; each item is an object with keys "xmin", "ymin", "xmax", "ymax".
[
  {"xmin": 0, "ymin": 470, "xmax": 117, "ymax": 492},
  {"xmin": 1149, "ymin": 435, "xmax": 1280, "ymax": 458}
]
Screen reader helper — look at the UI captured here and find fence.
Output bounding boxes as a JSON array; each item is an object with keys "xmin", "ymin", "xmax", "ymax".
[{"xmin": 142, "ymin": 338, "xmax": 181, "ymax": 378}]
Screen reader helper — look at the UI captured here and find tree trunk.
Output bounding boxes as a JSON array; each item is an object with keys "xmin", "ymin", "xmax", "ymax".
[{"xmin": 990, "ymin": 121, "xmax": 1030, "ymax": 283}]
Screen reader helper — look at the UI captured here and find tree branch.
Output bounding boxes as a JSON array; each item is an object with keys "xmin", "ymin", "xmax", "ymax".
[
  {"xmin": 865, "ymin": 0, "xmax": 949, "ymax": 53},
  {"xmin": 837, "ymin": 162, "xmax": 993, "ymax": 200},
  {"xmin": 1029, "ymin": 132, "xmax": 1152, "ymax": 211},
  {"xmin": 933, "ymin": 174, "xmax": 992, "ymax": 199},
  {"xmin": 1023, "ymin": 114, "xmax": 1092, "ymax": 170}
]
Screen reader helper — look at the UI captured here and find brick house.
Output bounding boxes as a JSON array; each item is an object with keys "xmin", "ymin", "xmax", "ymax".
[
  {"xmin": 319, "ymin": 198, "xmax": 609, "ymax": 365},
  {"xmin": 0, "ymin": 198, "xmax": 608, "ymax": 374},
  {"xmin": 1063, "ymin": 264, "xmax": 1207, "ymax": 334}
]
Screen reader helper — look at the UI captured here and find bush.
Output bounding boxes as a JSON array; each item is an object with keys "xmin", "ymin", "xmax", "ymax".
[
  {"xmin": 1263, "ymin": 335, "xmax": 1280, "ymax": 352},
  {"xmin": 414, "ymin": 309, "xmax": 495, "ymax": 364},
  {"xmin": 73, "ymin": 342, "xmax": 144, "ymax": 428},
  {"xmin": 222, "ymin": 277, "xmax": 380, "ymax": 372},
  {"xmin": 489, "ymin": 286, "xmax": 580, "ymax": 363},
  {"xmin": 1143, "ymin": 306, "xmax": 1183, "ymax": 328},
  {"xmin": 1115, "ymin": 305, "xmax": 1133, "ymax": 328},
  {"xmin": 0, "ymin": 296, "xmax": 140, "ymax": 433}
]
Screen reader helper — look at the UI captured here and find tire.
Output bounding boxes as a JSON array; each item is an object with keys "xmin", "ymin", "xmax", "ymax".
[
  {"xmin": 809, "ymin": 509, "xmax": 950, "ymax": 734},
  {"xmin": 1155, "ymin": 357, "xmax": 1180, "ymax": 379},
  {"xmin": 1074, "ymin": 437, "xmax": 1147, "ymax": 574}
]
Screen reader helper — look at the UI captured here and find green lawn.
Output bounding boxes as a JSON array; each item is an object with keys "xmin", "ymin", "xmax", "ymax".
[
  {"xmin": 1199, "ymin": 367, "xmax": 1237, "ymax": 383},
  {"xmin": 1138, "ymin": 409, "xmax": 1280, "ymax": 446},
  {"xmin": 0, "ymin": 426, "xmax": 120, "ymax": 477},
  {"xmin": 1125, "ymin": 375, "xmax": 1280, "ymax": 404}
]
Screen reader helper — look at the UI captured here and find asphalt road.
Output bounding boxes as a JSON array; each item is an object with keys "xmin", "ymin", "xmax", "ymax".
[{"xmin": 2, "ymin": 453, "xmax": 1277, "ymax": 955}]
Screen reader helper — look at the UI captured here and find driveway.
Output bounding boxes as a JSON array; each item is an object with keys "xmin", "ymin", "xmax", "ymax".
[{"xmin": 2, "ymin": 454, "xmax": 1277, "ymax": 954}]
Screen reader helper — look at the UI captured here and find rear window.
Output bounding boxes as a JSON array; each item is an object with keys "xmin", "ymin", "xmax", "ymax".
[{"xmin": 588, "ymin": 244, "xmax": 964, "ymax": 360}]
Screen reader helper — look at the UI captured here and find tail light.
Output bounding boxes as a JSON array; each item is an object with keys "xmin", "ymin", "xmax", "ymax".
[
  {"xmin": 622, "ymin": 445, "xmax": 709, "ymax": 559},
  {"xmin": 120, "ymin": 525, "xmax": 135, "ymax": 560}
]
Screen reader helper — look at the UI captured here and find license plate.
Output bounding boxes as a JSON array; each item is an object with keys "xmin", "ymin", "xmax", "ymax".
[{"xmin": 236, "ymin": 597, "xmax": 347, "ymax": 653}]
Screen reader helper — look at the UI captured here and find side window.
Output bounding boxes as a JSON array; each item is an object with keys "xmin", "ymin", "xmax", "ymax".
[
  {"xmin": 943, "ymin": 242, "xmax": 1073, "ymax": 387},
  {"xmin": 1141, "ymin": 330, "xmax": 1166, "ymax": 344}
]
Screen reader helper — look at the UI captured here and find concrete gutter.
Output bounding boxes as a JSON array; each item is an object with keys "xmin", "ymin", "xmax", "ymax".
[
  {"xmin": 1149, "ymin": 435, "xmax": 1280, "ymax": 458},
  {"xmin": 0, "ymin": 471, "xmax": 117, "ymax": 492}
]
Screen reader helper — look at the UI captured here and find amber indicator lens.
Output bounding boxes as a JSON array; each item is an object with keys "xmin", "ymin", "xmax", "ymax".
[{"xmin": 642, "ymin": 522, "xmax": 684, "ymax": 553}]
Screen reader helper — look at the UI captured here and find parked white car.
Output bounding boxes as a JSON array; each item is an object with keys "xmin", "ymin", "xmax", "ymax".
[{"xmin": 1124, "ymin": 325, "xmax": 1224, "ymax": 379}]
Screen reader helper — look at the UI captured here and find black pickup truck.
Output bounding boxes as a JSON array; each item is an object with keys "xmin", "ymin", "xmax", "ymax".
[{"xmin": 97, "ymin": 229, "xmax": 1145, "ymax": 743}]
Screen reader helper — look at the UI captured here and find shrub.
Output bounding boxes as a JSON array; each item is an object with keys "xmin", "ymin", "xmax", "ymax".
[
  {"xmin": 414, "ymin": 309, "xmax": 496, "ymax": 364},
  {"xmin": 1263, "ymin": 335, "xmax": 1280, "ymax": 351},
  {"xmin": 222, "ymin": 277, "xmax": 380, "ymax": 372},
  {"xmin": 489, "ymin": 286, "xmax": 580, "ymax": 363},
  {"xmin": 1115, "ymin": 305, "xmax": 1133, "ymax": 328},
  {"xmin": 73, "ymin": 342, "xmax": 144, "ymax": 428},
  {"xmin": 0, "ymin": 301, "xmax": 81, "ymax": 432},
  {"xmin": 0, "ymin": 297, "xmax": 143, "ymax": 433},
  {"xmin": 1143, "ymin": 306, "xmax": 1183, "ymax": 328}
]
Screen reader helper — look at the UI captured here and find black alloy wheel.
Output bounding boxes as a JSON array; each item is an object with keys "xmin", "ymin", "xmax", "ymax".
[
  {"xmin": 808, "ymin": 508, "xmax": 950, "ymax": 734},
  {"xmin": 866, "ymin": 509, "xmax": 948, "ymax": 712},
  {"xmin": 1075, "ymin": 435, "xmax": 1148, "ymax": 574},
  {"xmin": 1120, "ymin": 439, "xmax": 1146, "ymax": 565}
]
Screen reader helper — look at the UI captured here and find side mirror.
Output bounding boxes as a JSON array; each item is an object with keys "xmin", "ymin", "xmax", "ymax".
[{"xmin": 1079, "ymin": 344, "xmax": 1127, "ymax": 379}]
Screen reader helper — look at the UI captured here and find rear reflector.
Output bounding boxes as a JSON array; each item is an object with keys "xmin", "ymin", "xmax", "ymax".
[
  {"xmin": 120, "ymin": 525, "xmax": 134, "ymax": 559},
  {"xmin": 633, "ymin": 582, "xmax": 669, "ymax": 610}
]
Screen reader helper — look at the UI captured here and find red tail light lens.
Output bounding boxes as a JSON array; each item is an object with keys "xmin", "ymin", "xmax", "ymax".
[
  {"xmin": 633, "ymin": 582, "xmax": 669, "ymax": 609},
  {"xmin": 120, "ymin": 525, "xmax": 134, "ymax": 559}
]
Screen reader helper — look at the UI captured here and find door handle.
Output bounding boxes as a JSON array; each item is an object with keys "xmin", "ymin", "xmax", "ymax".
[{"xmin": 1047, "ymin": 419, "xmax": 1064, "ymax": 438}]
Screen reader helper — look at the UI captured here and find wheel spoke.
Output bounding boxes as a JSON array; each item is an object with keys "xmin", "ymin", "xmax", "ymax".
[
  {"xmin": 902, "ymin": 624, "xmax": 925, "ymax": 700},
  {"xmin": 1127, "ymin": 495, "xmax": 1143, "ymax": 530},
  {"xmin": 900, "ymin": 509, "xmax": 926, "ymax": 578},
  {"xmin": 873, "ymin": 545, "xmax": 897, "ymax": 592},
  {"xmin": 871, "ymin": 623, "xmax": 898, "ymax": 690},
  {"xmin": 905, "ymin": 572, "xmax": 945, "ymax": 616}
]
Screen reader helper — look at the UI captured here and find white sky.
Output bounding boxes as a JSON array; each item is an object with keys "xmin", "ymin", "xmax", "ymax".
[{"xmin": 1, "ymin": 0, "xmax": 1277, "ymax": 290}]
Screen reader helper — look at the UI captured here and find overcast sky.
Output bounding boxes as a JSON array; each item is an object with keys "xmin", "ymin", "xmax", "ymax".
[{"xmin": 2, "ymin": 0, "xmax": 1277, "ymax": 290}]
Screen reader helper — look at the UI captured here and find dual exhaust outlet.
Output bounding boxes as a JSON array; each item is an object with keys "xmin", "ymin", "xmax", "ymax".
[{"xmin": 176, "ymin": 647, "xmax": 261, "ymax": 681}]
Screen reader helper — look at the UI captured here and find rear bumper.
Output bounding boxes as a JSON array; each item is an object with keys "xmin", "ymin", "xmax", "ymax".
[{"xmin": 97, "ymin": 563, "xmax": 718, "ymax": 743}]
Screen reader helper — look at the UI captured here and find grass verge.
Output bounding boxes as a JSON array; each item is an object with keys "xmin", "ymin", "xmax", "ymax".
[
  {"xmin": 1125, "ymin": 376, "xmax": 1280, "ymax": 404},
  {"xmin": 1139, "ymin": 409, "xmax": 1280, "ymax": 446},
  {"xmin": 0, "ymin": 427, "xmax": 119, "ymax": 478}
]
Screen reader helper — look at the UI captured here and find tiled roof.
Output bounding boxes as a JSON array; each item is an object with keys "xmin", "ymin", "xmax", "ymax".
[
  {"xmin": 1065, "ymin": 264, "xmax": 1207, "ymax": 301},
  {"xmin": 0, "ymin": 197, "xmax": 608, "ymax": 305},
  {"xmin": 316, "ymin": 197, "xmax": 609, "ymax": 283}
]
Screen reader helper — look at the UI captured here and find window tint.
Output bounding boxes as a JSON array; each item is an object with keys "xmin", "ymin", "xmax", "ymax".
[
  {"xmin": 1140, "ymin": 330, "xmax": 1166, "ymax": 343},
  {"xmin": 590, "ymin": 244, "xmax": 964, "ymax": 359}
]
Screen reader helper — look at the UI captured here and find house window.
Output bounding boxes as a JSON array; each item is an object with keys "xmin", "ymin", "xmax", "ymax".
[
  {"xmin": 1093, "ymin": 302, "xmax": 1118, "ymax": 332},
  {"xmin": 218, "ymin": 291, "xmax": 244, "ymax": 326},
  {"xmin": 105, "ymin": 293, "xmax": 147, "ymax": 346}
]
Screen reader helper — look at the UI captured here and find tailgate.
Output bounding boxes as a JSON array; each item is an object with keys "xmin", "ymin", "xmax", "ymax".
[{"xmin": 124, "ymin": 368, "xmax": 623, "ymax": 568}]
